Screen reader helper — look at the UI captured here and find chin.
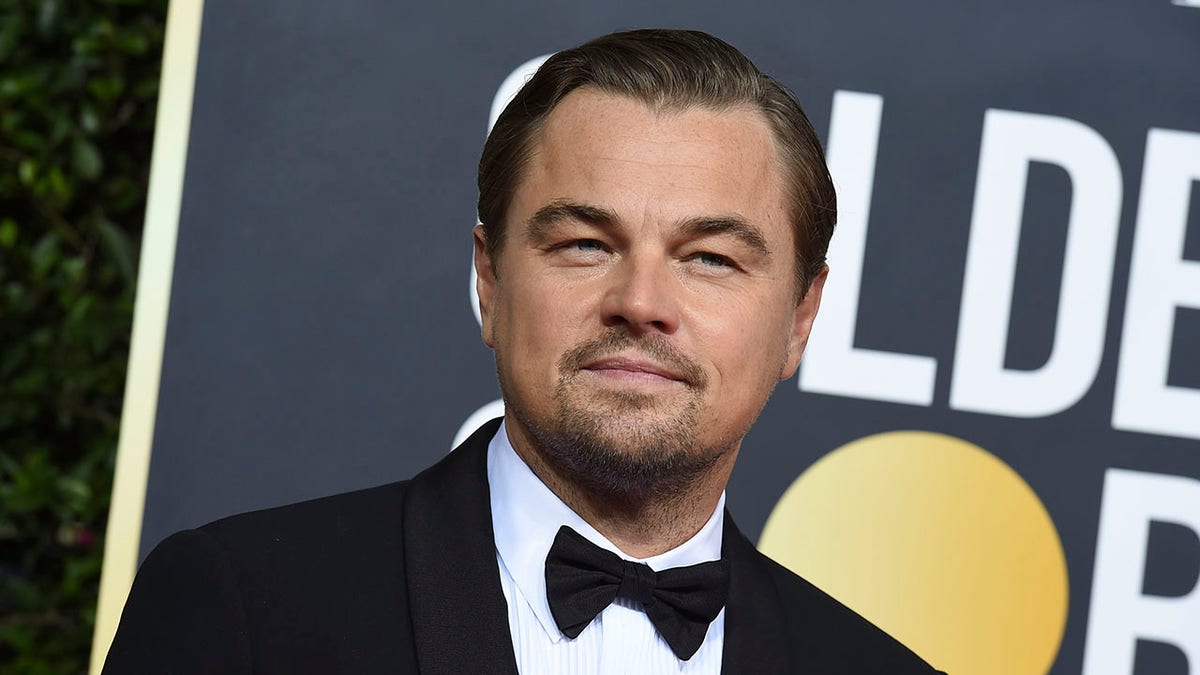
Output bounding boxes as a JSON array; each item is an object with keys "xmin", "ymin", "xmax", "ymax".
[{"xmin": 517, "ymin": 389, "xmax": 720, "ymax": 506}]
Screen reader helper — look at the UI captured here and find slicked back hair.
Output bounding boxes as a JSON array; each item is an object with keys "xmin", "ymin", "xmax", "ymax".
[{"xmin": 477, "ymin": 29, "xmax": 837, "ymax": 296}]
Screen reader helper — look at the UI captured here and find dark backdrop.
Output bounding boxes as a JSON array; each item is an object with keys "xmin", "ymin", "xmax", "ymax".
[{"xmin": 131, "ymin": 2, "xmax": 1199, "ymax": 673}]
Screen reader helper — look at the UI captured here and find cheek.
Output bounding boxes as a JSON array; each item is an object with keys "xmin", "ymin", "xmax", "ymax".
[
  {"xmin": 699, "ymin": 296, "xmax": 793, "ymax": 387},
  {"xmin": 496, "ymin": 277, "xmax": 591, "ymax": 373}
]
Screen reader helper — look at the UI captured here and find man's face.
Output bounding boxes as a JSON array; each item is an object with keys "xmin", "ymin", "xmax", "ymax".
[{"xmin": 474, "ymin": 88, "xmax": 826, "ymax": 501}]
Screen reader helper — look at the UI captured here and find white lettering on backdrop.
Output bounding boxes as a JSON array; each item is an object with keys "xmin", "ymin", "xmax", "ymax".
[
  {"xmin": 1113, "ymin": 129, "xmax": 1200, "ymax": 441},
  {"xmin": 800, "ymin": 91, "xmax": 939, "ymax": 406},
  {"xmin": 1083, "ymin": 469, "xmax": 1200, "ymax": 674},
  {"xmin": 951, "ymin": 110, "xmax": 1123, "ymax": 417}
]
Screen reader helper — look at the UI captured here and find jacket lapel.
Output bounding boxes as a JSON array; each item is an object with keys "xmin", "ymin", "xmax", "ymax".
[
  {"xmin": 720, "ymin": 512, "xmax": 797, "ymax": 674},
  {"xmin": 402, "ymin": 418, "xmax": 519, "ymax": 675}
]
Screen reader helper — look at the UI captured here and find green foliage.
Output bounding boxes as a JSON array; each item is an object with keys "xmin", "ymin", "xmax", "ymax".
[{"xmin": 0, "ymin": 0, "xmax": 167, "ymax": 671}]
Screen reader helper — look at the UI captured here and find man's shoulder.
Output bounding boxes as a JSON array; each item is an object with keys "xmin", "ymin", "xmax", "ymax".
[
  {"xmin": 159, "ymin": 481, "xmax": 419, "ymax": 632},
  {"xmin": 195, "ymin": 479, "xmax": 411, "ymax": 559},
  {"xmin": 108, "ymin": 483, "xmax": 426, "ymax": 672},
  {"xmin": 156, "ymin": 419, "xmax": 498, "ymax": 577},
  {"xmin": 194, "ymin": 419, "xmax": 498, "ymax": 554},
  {"xmin": 738, "ymin": 541, "xmax": 944, "ymax": 673}
]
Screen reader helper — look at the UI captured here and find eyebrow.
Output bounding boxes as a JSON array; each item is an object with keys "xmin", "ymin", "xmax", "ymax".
[
  {"xmin": 675, "ymin": 215, "xmax": 771, "ymax": 260},
  {"xmin": 523, "ymin": 199, "xmax": 772, "ymax": 260},
  {"xmin": 524, "ymin": 200, "xmax": 619, "ymax": 241}
]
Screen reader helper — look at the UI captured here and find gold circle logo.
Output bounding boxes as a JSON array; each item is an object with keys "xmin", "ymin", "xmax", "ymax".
[{"xmin": 759, "ymin": 431, "xmax": 1068, "ymax": 674}]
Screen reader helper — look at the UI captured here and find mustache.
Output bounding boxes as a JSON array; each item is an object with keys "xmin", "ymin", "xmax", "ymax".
[{"xmin": 558, "ymin": 329, "xmax": 708, "ymax": 389}]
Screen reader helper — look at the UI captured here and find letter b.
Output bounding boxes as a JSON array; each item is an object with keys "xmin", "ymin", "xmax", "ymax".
[{"xmin": 1083, "ymin": 469, "xmax": 1200, "ymax": 674}]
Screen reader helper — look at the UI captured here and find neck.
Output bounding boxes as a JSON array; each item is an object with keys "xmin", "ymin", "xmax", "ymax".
[{"xmin": 504, "ymin": 419, "xmax": 736, "ymax": 559}]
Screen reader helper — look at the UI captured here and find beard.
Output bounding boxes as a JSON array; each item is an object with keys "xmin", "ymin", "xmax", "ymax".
[{"xmin": 500, "ymin": 329, "xmax": 737, "ymax": 510}]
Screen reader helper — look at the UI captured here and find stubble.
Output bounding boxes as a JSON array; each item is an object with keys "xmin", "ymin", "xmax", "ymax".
[{"xmin": 503, "ymin": 328, "xmax": 735, "ymax": 512}]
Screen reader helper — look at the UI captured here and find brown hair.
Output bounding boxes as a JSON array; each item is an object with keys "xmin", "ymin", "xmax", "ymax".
[{"xmin": 477, "ymin": 29, "xmax": 836, "ymax": 295}]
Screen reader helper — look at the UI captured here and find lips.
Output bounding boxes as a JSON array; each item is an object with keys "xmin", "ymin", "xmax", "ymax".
[
  {"xmin": 581, "ymin": 356, "xmax": 687, "ymax": 383},
  {"xmin": 558, "ymin": 330, "xmax": 708, "ymax": 390}
]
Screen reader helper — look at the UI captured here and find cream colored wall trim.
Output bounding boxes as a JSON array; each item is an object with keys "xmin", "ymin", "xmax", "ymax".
[{"xmin": 89, "ymin": 1, "xmax": 205, "ymax": 672}]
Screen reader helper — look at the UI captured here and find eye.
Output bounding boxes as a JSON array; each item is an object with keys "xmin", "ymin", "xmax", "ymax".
[
  {"xmin": 547, "ymin": 238, "xmax": 610, "ymax": 265},
  {"xmin": 694, "ymin": 252, "xmax": 731, "ymax": 268},
  {"xmin": 572, "ymin": 239, "xmax": 604, "ymax": 252}
]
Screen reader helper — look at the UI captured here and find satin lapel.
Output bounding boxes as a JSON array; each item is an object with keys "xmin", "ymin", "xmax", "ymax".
[
  {"xmin": 402, "ymin": 418, "xmax": 519, "ymax": 675},
  {"xmin": 720, "ymin": 512, "xmax": 796, "ymax": 674}
]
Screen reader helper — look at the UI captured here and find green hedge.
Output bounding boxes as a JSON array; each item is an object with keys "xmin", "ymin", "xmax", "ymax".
[{"xmin": 0, "ymin": 0, "xmax": 167, "ymax": 672}]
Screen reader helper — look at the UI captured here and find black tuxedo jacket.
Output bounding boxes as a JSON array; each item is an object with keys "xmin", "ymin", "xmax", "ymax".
[{"xmin": 103, "ymin": 419, "xmax": 943, "ymax": 674}]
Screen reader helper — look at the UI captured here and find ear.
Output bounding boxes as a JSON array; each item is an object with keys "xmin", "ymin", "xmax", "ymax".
[
  {"xmin": 780, "ymin": 265, "xmax": 828, "ymax": 380},
  {"xmin": 473, "ymin": 224, "xmax": 498, "ymax": 348}
]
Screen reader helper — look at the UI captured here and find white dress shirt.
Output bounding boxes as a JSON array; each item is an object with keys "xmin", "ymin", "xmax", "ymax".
[{"xmin": 487, "ymin": 421, "xmax": 726, "ymax": 675}]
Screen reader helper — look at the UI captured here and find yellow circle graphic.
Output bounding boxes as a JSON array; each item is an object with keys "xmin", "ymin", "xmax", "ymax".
[{"xmin": 759, "ymin": 431, "xmax": 1068, "ymax": 674}]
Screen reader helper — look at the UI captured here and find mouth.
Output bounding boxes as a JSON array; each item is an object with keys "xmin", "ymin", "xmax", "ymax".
[
  {"xmin": 580, "ymin": 356, "xmax": 689, "ymax": 385},
  {"xmin": 558, "ymin": 331, "xmax": 708, "ymax": 391}
]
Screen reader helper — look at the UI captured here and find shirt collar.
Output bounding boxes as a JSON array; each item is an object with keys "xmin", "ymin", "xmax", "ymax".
[{"xmin": 487, "ymin": 420, "xmax": 726, "ymax": 643}]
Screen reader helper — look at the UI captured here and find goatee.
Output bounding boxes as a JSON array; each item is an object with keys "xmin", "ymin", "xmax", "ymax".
[{"xmin": 505, "ymin": 329, "xmax": 731, "ymax": 511}]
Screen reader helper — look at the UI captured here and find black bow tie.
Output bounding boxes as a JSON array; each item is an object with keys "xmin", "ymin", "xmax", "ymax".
[{"xmin": 544, "ymin": 525, "xmax": 730, "ymax": 661}]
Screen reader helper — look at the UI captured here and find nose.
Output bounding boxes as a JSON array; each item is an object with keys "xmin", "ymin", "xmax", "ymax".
[{"xmin": 599, "ymin": 253, "xmax": 681, "ymax": 335}]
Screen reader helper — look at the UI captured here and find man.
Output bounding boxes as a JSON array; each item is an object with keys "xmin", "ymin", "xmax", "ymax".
[{"xmin": 103, "ymin": 29, "xmax": 944, "ymax": 674}]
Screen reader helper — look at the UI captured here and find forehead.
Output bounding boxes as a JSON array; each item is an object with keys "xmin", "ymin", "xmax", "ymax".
[{"xmin": 513, "ymin": 88, "xmax": 791, "ymax": 244}]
